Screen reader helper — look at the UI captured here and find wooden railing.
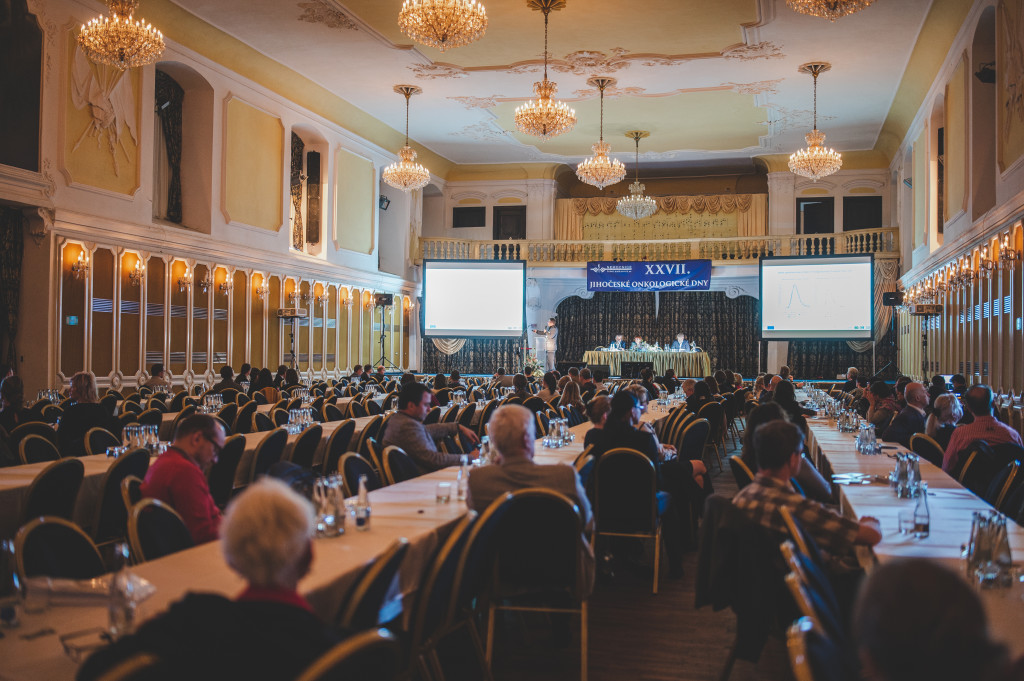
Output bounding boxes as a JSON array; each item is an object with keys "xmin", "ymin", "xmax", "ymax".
[{"xmin": 416, "ymin": 227, "xmax": 900, "ymax": 265}]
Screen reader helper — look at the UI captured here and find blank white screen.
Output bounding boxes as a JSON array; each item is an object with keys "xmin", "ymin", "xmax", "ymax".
[
  {"xmin": 423, "ymin": 261, "xmax": 524, "ymax": 337},
  {"xmin": 760, "ymin": 255, "xmax": 873, "ymax": 340}
]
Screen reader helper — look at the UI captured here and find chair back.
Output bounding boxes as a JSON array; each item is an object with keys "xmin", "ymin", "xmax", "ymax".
[
  {"xmin": 335, "ymin": 539, "xmax": 410, "ymax": 631},
  {"xmin": 352, "ymin": 415, "xmax": 382, "ymax": 459},
  {"xmin": 19, "ymin": 434, "xmax": 61, "ymax": 464},
  {"xmin": 521, "ymin": 396, "xmax": 548, "ymax": 414},
  {"xmin": 248, "ymin": 428, "xmax": 289, "ymax": 483},
  {"xmin": 909, "ymin": 432, "xmax": 945, "ymax": 468},
  {"xmin": 985, "ymin": 460, "xmax": 1023, "ymax": 512},
  {"xmin": 207, "ymin": 434, "xmax": 246, "ymax": 508},
  {"xmin": 40, "ymin": 404, "xmax": 63, "ymax": 424},
  {"xmin": 786, "ymin": 616, "xmax": 845, "ymax": 681},
  {"xmin": 322, "ymin": 419, "xmax": 357, "ymax": 477},
  {"xmin": 220, "ymin": 388, "xmax": 240, "ymax": 403},
  {"xmin": 233, "ymin": 401, "xmax": 258, "ymax": 434},
  {"xmin": 323, "ymin": 403, "xmax": 345, "ymax": 422},
  {"xmin": 435, "ymin": 388, "xmax": 452, "ymax": 407},
  {"xmin": 349, "ymin": 400, "xmax": 368, "ymax": 418},
  {"xmin": 294, "ymin": 629, "xmax": 400, "ymax": 681},
  {"xmin": 423, "ymin": 406, "xmax": 441, "ymax": 424},
  {"xmin": 535, "ymin": 411, "xmax": 550, "ymax": 436},
  {"xmin": 21, "ymin": 458, "xmax": 85, "ymax": 526},
  {"xmin": 121, "ymin": 401, "xmax": 144, "ymax": 415},
  {"xmin": 91, "ymin": 653, "xmax": 171, "ymax": 681},
  {"xmin": 439, "ymin": 403, "xmax": 459, "ymax": 423},
  {"xmin": 252, "ymin": 390, "xmax": 269, "ymax": 405},
  {"xmin": 270, "ymin": 408, "xmax": 290, "ymax": 427},
  {"xmin": 956, "ymin": 440, "xmax": 1023, "ymax": 497},
  {"xmin": 288, "ymin": 424, "xmax": 322, "ymax": 470},
  {"xmin": 120, "ymin": 475, "xmax": 144, "ymax": 513},
  {"xmin": 780, "ymin": 541, "xmax": 844, "ymax": 640},
  {"xmin": 214, "ymin": 403, "xmax": 237, "ymax": 431},
  {"xmin": 168, "ymin": 391, "xmax": 188, "ymax": 412},
  {"xmin": 339, "ymin": 453, "xmax": 382, "ymax": 496},
  {"xmin": 169, "ymin": 405, "xmax": 196, "ymax": 439},
  {"xmin": 594, "ymin": 448, "xmax": 660, "ymax": 534},
  {"xmin": 777, "ymin": 506, "xmax": 827, "ymax": 570},
  {"xmin": 728, "ymin": 455, "xmax": 755, "ymax": 489},
  {"xmin": 382, "ymin": 446, "xmax": 421, "ymax": 485},
  {"xmin": 678, "ymin": 418, "xmax": 710, "ymax": 461},
  {"xmin": 15, "ymin": 516, "xmax": 104, "ymax": 580},
  {"xmin": 451, "ymin": 493, "xmax": 515, "ymax": 616},
  {"xmin": 251, "ymin": 411, "xmax": 274, "ymax": 432},
  {"xmin": 136, "ymin": 409, "xmax": 162, "ymax": 428},
  {"xmin": 146, "ymin": 398, "xmax": 168, "ymax": 414},
  {"xmin": 476, "ymin": 400, "xmax": 498, "ymax": 436},
  {"xmin": 698, "ymin": 401, "xmax": 725, "ymax": 440},
  {"xmin": 92, "ymin": 448, "xmax": 151, "ymax": 544},
  {"xmin": 100, "ymin": 393, "xmax": 118, "ymax": 415},
  {"xmin": 128, "ymin": 498, "xmax": 194, "ymax": 562},
  {"xmin": 9, "ymin": 421, "xmax": 58, "ymax": 448},
  {"xmin": 86, "ymin": 427, "xmax": 121, "ymax": 456},
  {"xmin": 408, "ymin": 514, "xmax": 476, "ymax": 651},
  {"xmin": 363, "ymin": 438, "xmax": 385, "ymax": 476},
  {"xmin": 456, "ymin": 403, "xmax": 476, "ymax": 429}
]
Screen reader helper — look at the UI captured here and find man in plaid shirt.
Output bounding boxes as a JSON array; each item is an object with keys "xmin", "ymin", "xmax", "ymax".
[
  {"xmin": 733, "ymin": 420, "xmax": 881, "ymax": 553},
  {"xmin": 942, "ymin": 384, "xmax": 1023, "ymax": 472}
]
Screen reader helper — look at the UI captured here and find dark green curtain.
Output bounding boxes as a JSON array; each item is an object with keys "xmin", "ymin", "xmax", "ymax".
[
  {"xmin": 555, "ymin": 291, "xmax": 762, "ymax": 377},
  {"xmin": 421, "ymin": 337, "xmax": 520, "ymax": 374},
  {"xmin": 0, "ymin": 207, "xmax": 24, "ymax": 370},
  {"xmin": 154, "ymin": 70, "xmax": 184, "ymax": 223},
  {"xmin": 290, "ymin": 133, "xmax": 304, "ymax": 250},
  {"xmin": 788, "ymin": 330, "xmax": 897, "ymax": 380}
]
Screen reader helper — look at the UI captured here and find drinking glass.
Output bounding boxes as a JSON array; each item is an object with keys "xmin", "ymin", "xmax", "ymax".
[{"xmin": 435, "ymin": 482, "xmax": 452, "ymax": 503}]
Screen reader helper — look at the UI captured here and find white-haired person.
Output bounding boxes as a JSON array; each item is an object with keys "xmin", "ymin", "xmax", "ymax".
[
  {"xmin": 925, "ymin": 392, "xmax": 962, "ymax": 452},
  {"xmin": 78, "ymin": 479, "xmax": 341, "ymax": 681}
]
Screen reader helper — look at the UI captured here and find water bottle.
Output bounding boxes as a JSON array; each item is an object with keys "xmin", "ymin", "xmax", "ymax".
[
  {"xmin": 913, "ymin": 483, "xmax": 930, "ymax": 538},
  {"xmin": 108, "ymin": 542, "xmax": 135, "ymax": 640},
  {"xmin": 456, "ymin": 455, "xmax": 469, "ymax": 501},
  {"xmin": 0, "ymin": 540, "xmax": 21, "ymax": 628},
  {"xmin": 355, "ymin": 475, "xmax": 371, "ymax": 531}
]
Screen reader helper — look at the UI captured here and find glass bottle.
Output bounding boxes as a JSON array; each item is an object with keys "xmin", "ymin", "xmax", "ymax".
[
  {"xmin": 0, "ymin": 540, "xmax": 21, "ymax": 628},
  {"xmin": 456, "ymin": 455, "xmax": 469, "ymax": 501},
  {"xmin": 355, "ymin": 475, "xmax": 371, "ymax": 531},
  {"xmin": 108, "ymin": 542, "xmax": 136, "ymax": 640},
  {"xmin": 913, "ymin": 482, "xmax": 930, "ymax": 538}
]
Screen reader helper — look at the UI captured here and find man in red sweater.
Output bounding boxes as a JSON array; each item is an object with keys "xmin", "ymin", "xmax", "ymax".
[{"xmin": 140, "ymin": 414, "xmax": 226, "ymax": 544}]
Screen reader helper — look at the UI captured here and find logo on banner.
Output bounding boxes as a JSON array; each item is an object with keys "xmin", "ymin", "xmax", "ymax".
[{"xmin": 587, "ymin": 259, "xmax": 712, "ymax": 292}]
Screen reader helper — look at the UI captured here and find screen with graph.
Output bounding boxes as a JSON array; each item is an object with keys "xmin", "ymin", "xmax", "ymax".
[
  {"xmin": 422, "ymin": 260, "xmax": 526, "ymax": 338},
  {"xmin": 759, "ymin": 254, "xmax": 874, "ymax": 341}
]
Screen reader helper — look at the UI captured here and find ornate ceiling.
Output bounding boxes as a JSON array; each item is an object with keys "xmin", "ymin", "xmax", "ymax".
[{"xmin": 170, "ymin": 0, "xmax": 935, "ymax": 167}]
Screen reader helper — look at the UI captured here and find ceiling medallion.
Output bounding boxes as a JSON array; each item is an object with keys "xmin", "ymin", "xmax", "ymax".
[
  {"xmin": 789, "ymin": 62, "xmax": 842, "ymax": 182},
  {"xmin": 786, "ymin": 0, "xmax": 874, "ymax": 21},
  {"xmin": 616, "ymin": 131, "xmax": 658, "ymax": 221},
  {"xmin": 77, "ymin": 0, "xmax": 164, "ymax": 70},
  {"xmin": 398, "ymin": 0, "xmax": 488, "ymax": 52},
  {"xmin": 514, "ymin": 0, "xmax": 576, "ymax": 140},
  {"xmin": 383, "ymin": 85, "xmax": 432, "ymax": 192},
  {"xmin": 576, "ymin": 77, "xmax": 626, "ymax": 189}
]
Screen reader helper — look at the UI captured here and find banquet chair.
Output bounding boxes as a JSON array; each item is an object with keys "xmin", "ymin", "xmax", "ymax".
[
  {"xmin": 677, "ymin": 418, "xmax": 710, "ymax": 467},
  {"xmin": 251, "ymin": 411, "xmax": 274, "ymax": 432},
  {"xmin": 210, "ymin": 415, "xmax": 232, "ymax": 438},
  {"xmin": 215, "ymin": 403, "xmax": 238, "ymax": 429},
  {"xmin": 244, "ymin": 428, "xmax": 289, "ymax": 485},
  {"xmin": 435, "ymin": 387, "xmax": 452, "ymax": 407},
  {"xmin": 665, "ymin": 409, "xmax": 696, "ymax": 451},
  {"xmin": 20, "ymin": 458, "xmax": 85, "ymax": 527},
  {"xmin": 120, "ymin": 475, "xmax": 144, "ymax": 514},
  {"xmin": 423, "ymin": 406, "xmax": 441, "ymax": 425},
  {"xmin": 270, "ymin": 408, "xmax": 290, "ymax": 427},
  {"xmin": 121, "ymin": 401, "xmax": 144, "ymax": 415},
  {"xmin": 40, "ymin": 404, "xmax": 63, "ymax": 424},
  {"xmin": 168, "ymin": 391, "xmax": 188, "ymax": 412},
  {"xmin": 457, "ymin": 402, "xmax": 477, "ymax": 430},
  {"xmin": 908, "ymin": 433, "xmax": 945, "ymax": 468},
  {"xmin": 335, "ymin": 538, "xmax": 410, "ymax": 631},
  {"xmin": 252, "ymin": 390, "xmax": 269, "ymax": 405},
  {"xmin": 9, "ymin": 421, "xmax": 58, "ymax": 449},
  {"xmin": 15, "ymin": 516, "xmax": 105, "ymax": 581},
  {"xmin": 594, "ymin": 448, "xmax": 666, "ymax": 594},
  {"xmin": 90, "ymin": 653, "xmax": 171, "ymax": 681},
  {"xmin": 782, "ymin": 552, "xmax": 846, "ymax": 644},
  {"xmin": 19, "ymin": 435, "xmax": 61, "ymax": 465},
  {"xmin": 339, "ymin": 453, "xmax": 382, "ymax": 496},
  {"xmin": 146, "ymin": 398, "xmax": 168, "ymax": 413},
  {"xmin": 136, "ymin": 409, "xmax": 162, "ymax": 428},
  {"xmin": 91, "ymin": 448, "xmax": 151, "ymax": 546},
  {"xmin": 535, "ymin": 411, "xmax": 550, "ymax": 436},
  {"xmin": 484, "ymin": 489, "xmax": 590, "ymax": 680},
  {"xmin": 350, "ymin": 400, "xmax": 369, "ymax": 418},
  {"xmin": 353, "ymin": 416, "xmax": 383, "ymax": 458},
  {"xmin": 271, "ymin": 397, "xmax": 289, "ymax": 412},
  {"xmin": 381, "ymin": 392, "xmax": 398, "ymax": 411},
  {"xmin": 220, "ymin": 388, "xmax": 240, "ymax": 404},
  {"xmin": 100, "ymin": 393, "xmax": 118, "ymax": 415},
  {"xmin": 697, "ymin": 402, "xmax": 726, "ymax": 470},
  {"xmin": 381, "ymin": 446, "xmax": 421, "ymax": 486},
  {"xmin": 320, "ymin": 419, "xmax": 356, "ymax": 477},
  {"xmin": 85, "ymin": 427, "xmax": 121, "ymax": 457},
  {"xmin": 956, "ymin": 441, "xmax": 1024, "ymax": 498},
  {"xmin": 985, "ymin": 460, "xmax": 1023, "ymax": 512},
  {"xmin": 294, "ymin": 629, "xmax": 401, "ymax": 681},
  {"xmin": 206, "ymin": 434, "xmax": 245, "ymax": 508},
  {"xmin": 287, "ymin": 397, "xmax": 303, "ymax": 411},
  {"xmin": 364, "ymin": 398, "xmax": 383, "ymax": 416},
  {"xmin": 777, "ymin": 507, "xmax": 827, "ymax": 570},
  {"xmin": 118, "ymin": 414, "xmax": 140, "ymax": 431},
  {"xmin": 728, "ymin": 455, "xmax": 755, "ymax": 490},
  {"xmin": 786, "ymin": 617, "xmax": 844, "ymax": 681},
  {"xmin": 476, "ymin": 400, "xmax": 498, "ymax": 436},
  {"xmin": 309, "ymin": 396, "xmax": 325, "ymax": 420},
  {"xmin": 287, "ymin": 424, "xmax": 322, "ymax": 470},
  {"xmin": 522, "ymin": 396, "xmax": 548, "ymax": 413},
  {"xmin": 440, "ymin": 403, "xmax": 459, "ymax": 423},
  {"xmin": 128, "ymin": 499, "xmax": 194, "ymax": 563},
  {"xmin": 168, "ymin": 405, "xmax": 196, "ymax": 439},
  {"xmin": 322, "ymin": 402, "xmax": 345, "ymax": 422},
  {"xmin": 233, "ymin": 400, "xmax": 257, "ymax": 434}
]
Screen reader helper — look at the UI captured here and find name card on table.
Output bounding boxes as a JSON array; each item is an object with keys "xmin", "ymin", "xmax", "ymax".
[{"xmin": 587, "ymin": 260, "xmax": 712, "ymax": 292}]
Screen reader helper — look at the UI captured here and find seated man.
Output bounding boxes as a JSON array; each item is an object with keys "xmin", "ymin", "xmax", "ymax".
[
  {"xmin": 734, "ymin": 421, "xmax": 881, "ymax": 554},
  {"xmin": 210, "ymin": 366, "xmax": 245, "ymax": 394},
  {"xmin": 950, "ymin": 373, "xmax": 967, "ymax": 396},
  {"xmin": 491, "ymin": 367, "xmax": 515, "ymax": 388},
  {"xmin": 841, "ymin": 366, "xmax": 858, "ymax": 393},
  {"xmin": 881, "ymin": 381, "xmax": 928, "ymax": 448},
  {"xmin": 140, "ymin": 414, "xmax": 225, "ymax": 544},
  {"xmin": 382, "ymin": 383, "xmax": 479, "ymax": 473},
  {"xmin": 639, "ymin": 367, "xmax": 660, "ymax": 401},
  {"xmin": 669, "ymin": 333, "xmax": 691, "ymax": 351},
  {"xmin": 78, "ymin": 479, "xmax": 341, "ymax": 681},
  {"xmin": 348, "ymin": 364, "xmax": 364, "ymax": 382},
  {"xmin": 865, "ymin": 381, "xmax": 899, "ymax": 436},
  {"xmin": 578, "ymin": 368, "xmax": 596, "ymax": 395},
  {"xmin": 943, "ymin": 384, "xmax": 1023, "ymax": 472},
  {"xmin": 608, "ymin": 333, "xmax": 627, "ymax": 350},
  {"xmin": 629, "ymin": 336, "xmax": 645, "ymax": 351},
  {"xmin": 373, "ymin": 366, "xmax": 386, "ymax": 383},
  {"xmin": 658, "ymin": 369, "xmax": 681, "ymax": 394},
  {"xmin": 360, "ymin": 364, "xmax": 374, "ymax": 382},
  {"xmin": 273, "ymin": 364, "xmax": 289, "ymax": 388},
  {"xmin": 143, "ymin": 363, "xmax": 172, "ymax": 389},
  {"xmin": 523, "ymin": 365, "xmax": 537, "ymax": 384}
]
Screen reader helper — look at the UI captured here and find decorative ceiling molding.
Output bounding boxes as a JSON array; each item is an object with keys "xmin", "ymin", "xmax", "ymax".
[
  {"xmin": 723, "ymin": 41, "xmax": 784, "ymax": 61},
  {"xmin": 723, "ymin": 78, "xmax": 784, "ymax": 95},
  {"xmin": 572, "ymin": 84, "xmax": 647, "ymax": 98},
  {"xmin": 296, "ymin": 0, "xmax": 357, "ymax": 30},
  {"xmin": 448, "ymin": 95, "xmax": 500, "ymax": 110}
]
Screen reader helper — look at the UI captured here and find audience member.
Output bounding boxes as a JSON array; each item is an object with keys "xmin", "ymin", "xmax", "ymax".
[
  {"xmin": 841, "ymin": 367, "xmax": 859, "ymax": 393},
  {"xmin": 511, "ymin": 373, "xmax": 531, "ymax": 401},
  {"xmin": 382, "ymin": 383, "xmax": 479, "ymax": 473},
  {"xmin": 432, "ymin": 373, "xmax": 448, "ymax": 391},
  {"xmin": 348, "ymin": 365, "xmax": 364, "ymax": 382},
  {"xmin": 373, "ymin": 366, "xmax": 386, "ymax": 383},
  {"xmin": 927, "ymin": 374, "xmax": 948, "ymax": 408},
  {"xmin": 733, "ymin": 421, "xmax": 881, "ymax": 554},
  {"xmin": 758, "ymin": 373, "xmax": 775, "ymax": 403},
  {"xmin": 882, "ymin": 381, "xmax": 929, "ymax": 448},
  {"xmin": 950, "ymin": 373, "xmax": 967, "ymax": 396},
  {"xmin": 852, "ymin": 558, "xmax": 1020, "ymax": 681},
  {"xmin": 894, "ymin": 375, "xmax": 912, "ymax": 409},
  {"xmin": 361, "ymin": 364, "xmax": 373, "ymax": 382},
  {"xmin": 865, "ymin": 381, "xmax": 899, "ymax": 436},
  {"xmin": 739, "ymin": 402, "xmax": 831, "ymax": 503},
  {"xmin": 579, "ymin": 368, "xmax": 596, "ymax": 395},
  {"xmin": 210, "ymin": 366, "xmax": 245, "ymax": 394},
  {"xmin": 681, "ymin": 378, "xmax": 697, "ymax": 399},
  {"xmin": 140, "ymin": 414, "xmax": 225, "ymax": 544},
  {"xmin": 57, "ymin": 372, "xmax": 121, "ymax": 458},
  {"xmin": 0, "ymin": 375, "xmax": 30, "ymax": 434},
  {"xmin": 447, "ymin": 370, "xmax": 465, "ymax": 389},
  {"xmin": 237, "ymin": 363, "xmax": 252, "ymax": 384},
  {"xmin": 925, "ymin": 393, "xmax": 962, "ymax": 451},
  {"xmin": 492, "ymin": 367, "xmax": 514, "ymax": 388},
  {"xmin": 77, "ymin": 478, "xmax": 340, "ymax": 681},
  {"xmin": 537, "ymin": 371, "xmax": 560, "ymax": 403},
  {"xmin": 778, "ymin": 365, "xmax": 792, "ymax": 382},
  {"xmin": 714, "ymin": 369, "xmax": 734, "ymax": 393},
  {"xmin": 273, "ymin": 364, "xmax": 289, "ymax": 388},
  {"xmin": 732, "ymin": 373, "xmax": 744, "ymax": 390},
  {"xmin": 639, "ymin": 367, "xmax": 659, "ymax": 401},
  {"xmin": 250, "ymin": 368, "xmax": 274, "ymax": 396},
  {"xmin": 523, "ymin": 365, "xmax": 537, "ymax": 383},
  {"xmin": 556, "ymin": 374, "xmax": 573, "ymax": 392},
  {"xmin": 143, "ymin": 363, "xmax": 171, "ymax": 389},
  {"xmin": 567, "ymin": 366, "xmax": 581, "ymax": 385},
  {"xmin": 282, "ymin": 368, "xmax": 302, "ymax": 390},
  {"xmin": 558, "ymin": 380, "xmax": 585, "ymax": 412},
  {"xmin": 703, "ymin": 375, "xmax": 721, "ymax": 397},
  {"xmin": 686, "ymin": 380, "xmax": 714, "ymax": 414},
  {"xmin": 659, "ymin": 368, "xmax": 681, "ymax": 394},
  {"xmin": 943, "ymin": 384, "xmax": 1023, "ymax": 472},
  {"xmin": 772, "ymin": 380, "xmax": 815, "ymax": 433}
]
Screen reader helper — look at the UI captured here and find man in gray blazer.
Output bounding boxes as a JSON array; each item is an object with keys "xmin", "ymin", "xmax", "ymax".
[{"xmin": 382, "ymin": 383, "xmax": 479, "ymax": 473}]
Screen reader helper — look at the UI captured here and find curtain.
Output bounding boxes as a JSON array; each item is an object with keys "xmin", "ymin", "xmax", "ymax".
[
  {"xmin": 788, "ymin": 330, "xmax": 898, "ymax": 381},
  {"xmin": 422, "ymin": 337, "xmax": 519, "ymax": 374},
  {"xmin": 738, "ymin": 193, "xmax": 768, "ymax": 237},
  {"xmin": 0, "ymin": 208, "xmax": 24, "ymax": 371},
  {"xmin": 154, "ymin": 70, "xmax": 184, "ymax": 223},
  {"xmin": 554, "ymin": 199, "xmax": 584, "ymax": 241},
  {"xmin": 432, "ymin": 338, "xmax": 466, "ymax": 355},
  {"xmin": 847, "ymin": 258, "xmax": 900, "ymax": 352},
  {"xmin": 554, "ymin": 291, "xmax": 761, "ymax": 377},
  {"xmin": 290, "ymin": 132, "xmax": 305, "ymax": 250}
]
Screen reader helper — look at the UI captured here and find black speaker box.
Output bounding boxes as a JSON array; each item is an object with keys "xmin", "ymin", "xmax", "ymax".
[
  {"xmin": 620, "ymin": 361, "xmax": 654, "ymax": 379},
  {"xmin": 373, "ymin": 293, "xmax": 394, "ymax": 307},
  {"xmin": 882, "ymin": 291, "xmax": 904, "ymax": 307}
]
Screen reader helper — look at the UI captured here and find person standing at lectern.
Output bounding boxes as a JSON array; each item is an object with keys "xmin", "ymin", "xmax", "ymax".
[
  {"xmin": 670, "ymin": 333, "xmax": 691, "ymax": 351},
  {"xmin": 609, "ymin": 334, "xmax": 626, "ymax": 350},
  {"xmin": 533, "ymin": 317, "xmax": 558, "ymax": 372}
]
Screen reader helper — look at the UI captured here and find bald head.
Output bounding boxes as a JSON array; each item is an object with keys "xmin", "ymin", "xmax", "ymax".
[{"xmin": 905, "ymin": 382, "xmax": 928, "ymax": 409}]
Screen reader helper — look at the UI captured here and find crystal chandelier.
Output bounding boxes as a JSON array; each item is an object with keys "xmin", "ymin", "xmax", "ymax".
[
  {"xmin": 514, "ymin": 0, "xmax": 576, "ymax": 140},
  {"xmin": 398, "ymin": 0, "xmax": 488, "ymax": 52},
  {"xmin": 786, "ymin": 0, "xmax": 875, "ymax": 21},
  {"xmin": 576, "ymin": 77, "xmax": 626, "ymax": 189},
  {"xmin": 616, "ymin": 131, "xmax": 658, "ymax": 221},
  {"xmin": 78, "ymin": 0, "xmax": 165, "ymax": 70},
  {"xmin": 789, "ymin": 63, "xmax": 842, "ymax": 182},
  {"xmin": 383, "ymin": 85, "xmax": 432, "ymax": 192}
]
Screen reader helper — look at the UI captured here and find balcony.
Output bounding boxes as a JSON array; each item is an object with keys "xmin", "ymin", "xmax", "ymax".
[{"xmin": 417, "ymin": 227, "xmax": 900, "ymax": 266}]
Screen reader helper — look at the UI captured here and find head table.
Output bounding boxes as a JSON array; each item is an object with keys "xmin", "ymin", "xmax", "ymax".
[{"xmin": 581, "ymin": 350, "xmax": 710, "ymax": 379}]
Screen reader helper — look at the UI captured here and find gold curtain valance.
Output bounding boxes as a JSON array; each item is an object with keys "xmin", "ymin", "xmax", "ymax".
[
  {"xmin": 432, "ymin": 338, "xmax": 467, "ymax": 355},
  {"xmin": 571, "ymin": 193, "xmax": 756, "ymax": 217}
]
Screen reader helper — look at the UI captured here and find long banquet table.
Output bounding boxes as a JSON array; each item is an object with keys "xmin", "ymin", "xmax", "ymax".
[
  {"xmin": 582, "ymin": 349, "xmax": 711, "ymax": 378},
  {"xmin": 804, "ymin": 417, "xmax": 1024, "ymax": 657}
]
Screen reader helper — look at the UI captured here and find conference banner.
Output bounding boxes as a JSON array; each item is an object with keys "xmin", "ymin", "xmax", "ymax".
[{"xmin": 587, "ymin": 259, "xmax": 712, "ymax": 292}]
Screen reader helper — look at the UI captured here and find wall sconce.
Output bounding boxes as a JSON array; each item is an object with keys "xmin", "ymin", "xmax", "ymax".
[
  {"xmin": 128, "ymin": 260, "xmax": 145, "ymax": 287},
  {"xmin": 363, "ymin": 292, "xmax": 374, "ymax": 311},
  {"xmin": 218, "ymin": 280, "xmax": 233, "ymax": 294},
  {"xmin": 178, "ymin": 271, "xmax": 193, "ymax": 293},
  {"xmin": 999, "ymin": 233, "xmax": 1021, "ymax": 270},
  {"xmin": 198, "ymin": 275, "xmax": 214, "ymax": 294},
  {"xmin": 314, "ymin": 293, "xmax": 328, "ymax": 307},
  {"xmin": 979, "ymin": 246, "xmax": 995, "ymax": 278},
  {"xmin": 255, "ymin": 283, "xmax": 269, "ymax": 300},
  {"xmin": 70, "ymin": 251, "xmax": 90, "ymax": 280},
  {"xmin": 341, "ymin": 293, "xmax": 351, "ymax": 307},
  {"xmin": 286, "ymin": 290, "xmax": 297, "ymax": 305}
]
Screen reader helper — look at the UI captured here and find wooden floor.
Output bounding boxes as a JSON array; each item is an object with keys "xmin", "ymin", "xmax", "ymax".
[{"xmin": 481, "ymin": 437, "xmax": 796, "ymax": 681}]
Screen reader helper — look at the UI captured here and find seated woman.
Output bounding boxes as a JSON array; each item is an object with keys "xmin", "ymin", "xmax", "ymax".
[
  {"xmin": 281, "ymin": 368, "xmax": 303, "ymax": 392},
  {"xmin": 865, "ymin": 381, "xmax": 899, "ymax": 437},
  {"xmin": 582, "ymin": 396, "xmax": 612, "ymax": 447},
  {"xmin": 511, "ymin": 373, "xmax": 532, "ymax": 401},
  {"xmin": 447, "ymin": 370, "xmax": 465, "ymax": 389},
  {"xmin": 925, "ymin": 392, "xmax": 962, "ymax": 450},
  {"xmin": 537, "ymin": 371, "xmax": 560, "ymax": 403},
  {"xmin": 686, "ymin": 380, "xmax": 715, "ymax": 414},
  {"xmin": 714, "ymin": 370, "xmax": 734, "ymax": 394},
  {"xmin": 703, "ymin": 375, "xmax": 722, "ymax": 398},
  {"xmin": 0, "ymin": 375, "xmax": 31, "ymax": 435},
  {"xmin": 557, "ymin": 380, "xmax": 585, "ymax": 412},
  {"xmin": 57, "ymin": 372, "xmax": 121, "ymax": 457},
  {"xmin": 659, "ymin": 368, "xmax": 681, "ymax": 394},
  {"xmin": 740, "ymin": 402, "xmax": 831, "ymax": 503},
  {"xmin": 771, "ymin": 380, "xmax": 816, "ymax": 434},
  {"xmin": 77, "ymin": 479, "xmax": 341, "ymax": 681}
]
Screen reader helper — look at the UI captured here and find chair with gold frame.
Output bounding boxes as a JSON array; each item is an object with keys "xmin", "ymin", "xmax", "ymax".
[
  {"xmin": 294, "ymin": 629, "xmax": 401, "ymax": 681},
  {"xmin": 334, "ymin": 539, "xmax": 410, "ymax": 632}
]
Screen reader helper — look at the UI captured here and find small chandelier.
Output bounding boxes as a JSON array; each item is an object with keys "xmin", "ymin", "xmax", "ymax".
[
  {"xmin": 383, "ymin": 85, "xmax": 431, "ymax": 192},
  {"xmin": 616, "ymin": 131, "xmax": 658, "ymax": 221},
  {"xmin": 576, "ymin": 77, "xmax": 626, "ymax": 189},
  {"xmin": 513, "ymin": 0, "xmax": 576, "ymax": 141},
  {"xmin": 77, "ymin": 0, "xmax": 165, "ymax": 70},
  {"xmin": 786, "ymin": 0, "xmax": 875, "ymax": 21},
  {"xmin": 128, "ymin": 260, "xmax": 145, "ymax": 287},
  {"xmin": 178, "ymin": 271, "xmax": 193, "ymax": 293},
  {"xmin": 789, "ymin": 62, "xmax": 842, "ymax": 182},
  {"xmin": 398, "ymin": 0, "xmax": 487, "ymax": 52}
]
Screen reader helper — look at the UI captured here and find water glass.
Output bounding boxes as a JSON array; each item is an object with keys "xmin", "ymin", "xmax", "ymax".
[
  {"xmin": 435, "ymin": 482, "xmax": 452, "ymax": 504},
  {"xmin": 313, "ymin": 476, "xmax": 345, "ymax": 537},
  {"xmin": 967, "ymin": 510, "xmax": 1013, "ymax": 587},
  {"xmin": 897, "ymin": 510, "xmax": 914, "ymax": 534}
]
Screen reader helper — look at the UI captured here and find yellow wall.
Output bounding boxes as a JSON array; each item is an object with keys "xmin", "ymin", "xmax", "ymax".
[
  {"xmin": 334, "ymin": 148, "xmax": 375, "ymax": 254},
  {"xmin": 997, "ymin": 0, "xmax": 1024, "ymax": 172},
  {"xmin": 913, "ymin": 129, "xmax": 928, "ymax": 248},
  {"xmin": 223, "ymin": 97, "xmax": 284, "ymax": 230},
  {"xmin": 945, "ymin": 56, "xmax": 967, "ymax": 221}
]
